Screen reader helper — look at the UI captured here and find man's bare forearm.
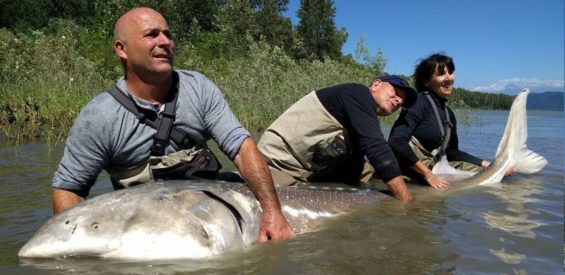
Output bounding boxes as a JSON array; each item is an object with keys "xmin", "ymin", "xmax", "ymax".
[
  {"xmin": 233, "ymin": 137, "xmax": 294, "ymax": 241},
  {"xmin": 52, "ymin": 188, "xmax": 85, "ymax": 214},
  {"xmin": 386, "ymin": 176, "xmax": 414, "ymax": 201},
  {"xmin": 233, "ymin": 137, "xmax": 281, "ymax": 212}
]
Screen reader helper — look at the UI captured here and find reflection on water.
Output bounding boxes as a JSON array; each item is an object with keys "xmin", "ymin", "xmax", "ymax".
[
  {"xmin": 483, "ymin": 211, "xmax": 543, "ymax": 238},
  {"xmin": 489, "ymin": 247, "xmax": 526, "ymax": 264},
  {"xmin": 17, "ymin": 249, "xmax": 268, "ymax": 275},
  {"xmin": 484, "ymin": 178, "xmax": 545, "ymax": 240},
  {"xmin": 0, "ymin": 110, "xmax": 563, "ymax": 274}
]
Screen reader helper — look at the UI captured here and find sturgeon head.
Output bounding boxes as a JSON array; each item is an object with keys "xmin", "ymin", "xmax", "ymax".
[{"xmin": 18, "ymin": 181, "xmax": 262, "ymax": 260}]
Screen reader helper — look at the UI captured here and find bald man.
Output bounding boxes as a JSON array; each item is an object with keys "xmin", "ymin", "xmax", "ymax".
[{"xmin": 51, "ymin": 7, "xmax": 294, "ymax": 241}]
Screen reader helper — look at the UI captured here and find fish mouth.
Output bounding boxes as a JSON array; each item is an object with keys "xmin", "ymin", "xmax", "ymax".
[{"xmin": 202, "ymin": 191, "xmax": 243, "ymax": 234}]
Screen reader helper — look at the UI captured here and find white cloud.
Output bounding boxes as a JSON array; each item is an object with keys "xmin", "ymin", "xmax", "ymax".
[{"xmin": 468, "ymin": 78, "xmax": 564, "ymax": 95}]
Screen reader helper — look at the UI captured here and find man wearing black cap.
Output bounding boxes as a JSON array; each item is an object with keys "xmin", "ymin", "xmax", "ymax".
[{"xmin": 258, "ymin": 75, "xmax": 417, "ymax": 201}]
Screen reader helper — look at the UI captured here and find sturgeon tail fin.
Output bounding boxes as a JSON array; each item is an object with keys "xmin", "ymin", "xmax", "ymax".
[
  {"xmin": 512, "ymin": 145, "xmax": 548, "ymax": 174},
  {"xmin": 494, "ymin": 89, "xmax": 548, "ymax": 174}
]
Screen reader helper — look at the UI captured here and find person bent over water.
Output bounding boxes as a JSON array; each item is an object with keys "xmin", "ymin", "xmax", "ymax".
[{"xmin": 258, "ymin": 76, "xmax": 417, "ymax": 201}]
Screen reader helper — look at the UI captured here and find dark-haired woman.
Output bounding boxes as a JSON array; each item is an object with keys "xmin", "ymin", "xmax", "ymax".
[{"xmin": 388, "ymin": 53, "xmax": 505, "ymax": 189}]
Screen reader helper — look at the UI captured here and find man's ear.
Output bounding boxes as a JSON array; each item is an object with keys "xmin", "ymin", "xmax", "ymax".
[
  {"xmin": 114, "ymin": 40, "xmax": 127, "ymax": 59},
  {"xmin": 371, "ymin": 79, "xmax": 382, "ymax": 88}
]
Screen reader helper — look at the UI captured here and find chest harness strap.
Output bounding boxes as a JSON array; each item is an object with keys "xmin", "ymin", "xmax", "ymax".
[
  {"xmin": 423, "ymin": 91, "xmax": 453, "ymax": 160},
  {"xmin": 108, "ymin": 72, "xmax": 194, "ymax": 156}
]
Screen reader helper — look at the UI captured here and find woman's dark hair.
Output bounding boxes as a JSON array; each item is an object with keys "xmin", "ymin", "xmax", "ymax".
[{"xmin": 413, "ymin": 53, "xmax": 455, "ymax": 92}]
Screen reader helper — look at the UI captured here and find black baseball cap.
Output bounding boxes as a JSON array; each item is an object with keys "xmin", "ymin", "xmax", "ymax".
[{"xmin": 374, "ymin": 75, "xmax": 417, "ymax": 107}]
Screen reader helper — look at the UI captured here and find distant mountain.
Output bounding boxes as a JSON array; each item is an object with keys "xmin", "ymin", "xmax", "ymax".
[{"xmin": 526, "ymin": 91, "xmax": 564, "ymax": 111}]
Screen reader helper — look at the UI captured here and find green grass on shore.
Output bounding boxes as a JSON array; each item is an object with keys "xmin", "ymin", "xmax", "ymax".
[
  {"xmin": 0, "ymin": 22, "xmax": 477, "ymax": 144},
  {"xmin": 0, "ymin": 22, "xmax": 380, "ymax": 143}
]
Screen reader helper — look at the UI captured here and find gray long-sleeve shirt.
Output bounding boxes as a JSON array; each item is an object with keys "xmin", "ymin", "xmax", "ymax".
[{"xmin": 53, "ymin": 70, "xmax": 250, "ymax": 196}]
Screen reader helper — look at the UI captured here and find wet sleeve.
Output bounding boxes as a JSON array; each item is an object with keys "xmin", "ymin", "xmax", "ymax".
[{"xmin": 342, "ymin": 90, "xmax": 402, "ymax": 182}]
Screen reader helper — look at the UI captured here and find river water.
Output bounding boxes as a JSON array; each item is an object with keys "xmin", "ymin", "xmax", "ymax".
[{"xmin": 0, "ymin": 110, "xmax": 563, "ymax": 274}]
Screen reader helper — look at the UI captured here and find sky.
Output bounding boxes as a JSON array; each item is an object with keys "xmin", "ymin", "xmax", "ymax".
[{"xmin": 285, "ymin": 0, "xmax": 564, "ymax": 94}]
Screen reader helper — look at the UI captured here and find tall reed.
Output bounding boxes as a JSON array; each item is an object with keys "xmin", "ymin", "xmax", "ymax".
[
  {"xmin": 0, "ymin": 22, "xmax": 113, "ymax": 143},
  {"xmin": 1, "ymin": 23, "xmax": 393, "ymax": 144}
]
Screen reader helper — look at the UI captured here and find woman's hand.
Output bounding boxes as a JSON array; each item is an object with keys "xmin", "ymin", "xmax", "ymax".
[
  {"xmin": 411, "ymin": 161, "xmax": 449, "ymax": 189},
  {"xmin": 424, "ymin": 173, "xmax": 450, "ymax": 189},
  {"xmin": 482, "ymin": 160, "xmax": 513, "ymax": 176}
]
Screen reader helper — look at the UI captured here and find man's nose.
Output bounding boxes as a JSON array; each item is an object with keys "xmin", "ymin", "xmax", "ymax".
[{"xmin": 157, "ymin": 33, "xmax": 172, "ymax": 46}]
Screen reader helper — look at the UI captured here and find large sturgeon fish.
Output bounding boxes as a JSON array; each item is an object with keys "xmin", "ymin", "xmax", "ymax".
[
  {"xmin": 18, "ymin": 181, "xmax": 378, "ymax": 259},
  {"xmin": 18, "ymin": 89, "xmax": 547, "ymax": 260}
]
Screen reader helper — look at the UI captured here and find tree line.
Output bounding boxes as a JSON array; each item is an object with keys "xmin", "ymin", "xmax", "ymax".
[
  {"xmin": 450, "ymin": 88, "xmax": 514, "ymax": 110},
  {"xmin": 0, "ymin": 0, "xmax": 514, "ymax": 142},
  {"xmin": 1, "ymin": 0, "xmax": 348, "ymax": 63}
]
